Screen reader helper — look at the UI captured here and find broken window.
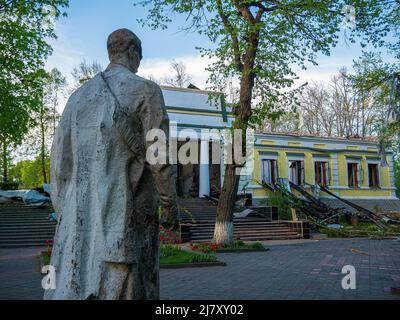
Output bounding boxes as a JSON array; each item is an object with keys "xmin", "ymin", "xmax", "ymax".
[
  {"xmin": 368, "ymin": 163, "xmax": 380, "ymax": 188},
  {"xmin": 315, "ymin": 161, "xmax": 329, "ymax": 186},
  {"xmin": 261, "ymin": 159, "xmax": 278, "ymax": 184},
  {"xmin": 347, "ymin": 163, "xmax": 359, "ymax": 188},
  {"xmin": 289, "ymin": 161, "xmax": 304, "ymax": 186}
]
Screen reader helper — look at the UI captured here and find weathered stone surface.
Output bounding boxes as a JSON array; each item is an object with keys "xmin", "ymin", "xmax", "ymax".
[{"xmin": 44, "ymin": 29, "xmax": 178, "ymax": 300}]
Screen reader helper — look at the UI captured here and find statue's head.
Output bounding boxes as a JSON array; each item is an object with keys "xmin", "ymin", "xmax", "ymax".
[{"xmin": 107, "ymin": 28, "xmax": 142, "ymax": 73}]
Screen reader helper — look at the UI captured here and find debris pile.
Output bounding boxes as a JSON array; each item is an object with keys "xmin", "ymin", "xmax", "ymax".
[{"xmin": 0, "ymin": 186, "xmax": 51, "ymax": 207}]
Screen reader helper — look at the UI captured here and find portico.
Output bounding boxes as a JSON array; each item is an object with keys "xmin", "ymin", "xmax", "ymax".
[
  {"xmin": 160, "ymin": 85, "xmax": 400, "ymax": 212},
  {"xmin": 199, "ymin": 138, "xmax": 211, "ymax": 198},
  {"xmin": 161, "ymin": 85, "xmax": 233, "ymax": 199}
]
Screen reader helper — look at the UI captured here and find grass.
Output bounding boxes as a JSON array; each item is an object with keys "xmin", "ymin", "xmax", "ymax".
[
  {"xmin": 160, "ymin": 244, "xmax": 218, "ymax": 265},
  {"xmin": 160, "ymin": 250, "xmax": 218, "ymax": 265},
  {"xmin": 319, "ymin": 219, "xmax": 400, "ymax": 239},
  {"xmin": 43, "ymin": 254, "xmax": 51, "ymax": 265},
  {"xmin": 40, "ymin": 245, "xmax": 219, "ymax": 268},
  {"xmin": 190, "ymin": 240, "xmax": 266, "ymax": 253}
]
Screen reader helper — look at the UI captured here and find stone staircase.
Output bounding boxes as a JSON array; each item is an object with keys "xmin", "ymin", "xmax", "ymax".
[
  {"xmin": 0, "ymin": 204, "xmax": 56, "ymax": 248},
  {"xmin": 0, "ymin": 199, "xmax": 304, "ymax": 248},
  {"xmin": 179, "ymin": 198, "xmax": 303, "ymax": 242}
]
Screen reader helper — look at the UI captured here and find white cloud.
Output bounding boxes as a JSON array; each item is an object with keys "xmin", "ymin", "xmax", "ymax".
[
  {"xmin": 293, "ymin": 57, "xmax": 354, "ymax": 87},
  {"xmin": 45, "ymin": 24, "xmax": 85, "ymax": 84},
  {"xmin": 138, "ymin": 55, "xmax": 212, "ymax": 89},
  {"xmin": 50, "ymin": 53, "xmax": 214, "ymax": 113},
  {"xmin": 50, "ymin": 49, "xmax": 349, "ymax": 114},
  {"xmin": 45, "ymin": 24, "xmax": 86, "ymax": 114}
]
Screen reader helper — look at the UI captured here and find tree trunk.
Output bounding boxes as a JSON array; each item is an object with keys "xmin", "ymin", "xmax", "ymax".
[
  {"xmin": 213, "ymin": 68, "xmax": 254, "ymax": 245},
  {"xmin": 212, "ymin": 4, "xmax": 260, "ymax": 244},
  {"xmin": 40, "ymin": 120, "xmax": 47, "ymax": 184},
  {"xmin": 2, "ymin": 141, "xmax": 8, "ymax": 183},
  {"xmin": 213, "ymin": 164, "xmax": 240, "ymax": 244}
]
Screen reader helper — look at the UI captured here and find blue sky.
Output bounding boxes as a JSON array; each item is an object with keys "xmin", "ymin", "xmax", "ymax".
[{"xmin": 47, "ymin": 0, "xmax": 394, "ymax": 109}]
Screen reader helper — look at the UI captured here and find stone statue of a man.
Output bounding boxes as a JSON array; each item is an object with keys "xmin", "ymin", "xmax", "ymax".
[{"xmin": 44, "ymin": 29, "xmax": 178, "ymax": 300}]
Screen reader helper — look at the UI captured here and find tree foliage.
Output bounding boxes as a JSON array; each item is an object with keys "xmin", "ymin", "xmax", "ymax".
[
  {"xmin": 23, "ymin": 68, "xmax": 66, "ymax": 184},
  {"xmin": 163, "ymin": 60, "xmax": 193, "ymax": 88},
  {"xmin": 9, "ymin": 156, "xmax": 50, "ymax": 189},
  {"xmin": 138, "ymin": 0, "xmax": 400, "ymax": 244},
  {"xmin": 270, "ymin": 52, "xmax": 399, "ymax": 142},
  {"xmin": 0, "ymin": 0, "xmax": 68, "ymax": 181},
  {"xmin": 71, "ymin": 60, "xmax": 103, "ymax": 90},
  {"xmin": 138, "ymin": 1, "xmax": 395, "ymax": 125},
  {"xmin": 395, "ymin": 157, "xmax": 400, "ymax": 198}
]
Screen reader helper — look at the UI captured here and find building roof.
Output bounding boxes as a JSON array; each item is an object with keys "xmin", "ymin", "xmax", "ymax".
[
  {"xmin": 255, "ymin": 131, "xmax": 379, "ymax": 145},
  {"xmin": 160, "ymin": 86, "xmax": 381, "ymax": 146},
  {"xmin": 160, "ymin": 85, "xmax": 223, "ymax": 96}
]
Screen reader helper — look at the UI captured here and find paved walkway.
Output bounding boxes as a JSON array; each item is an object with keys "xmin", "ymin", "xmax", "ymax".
[
  {"xmin": 0, "ymin": 247, "xmax": 43, "ymax": 300},
  {"xmin": 1, "ymin": 239, "xmax": 399, "ymax": 300},
  {"xmin": 162, "ymin": 239, "xmax": 400, "ymax": 300}
]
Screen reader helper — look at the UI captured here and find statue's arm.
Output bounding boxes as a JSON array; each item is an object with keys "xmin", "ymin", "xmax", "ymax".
[
  {"xmin": 50, "ymin": 110, "xmax": 73, "ymax": 216},
  {"xmin": 143, "ymin": 86, "xmax": 179, "ymax": 230}
]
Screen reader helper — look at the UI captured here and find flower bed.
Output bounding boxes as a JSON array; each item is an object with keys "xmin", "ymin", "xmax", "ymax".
[
  {"xmin": 158, "ymin": 226, "xmax": 226, "ymax": 268},
  {"xmin": 42, "ymin": 239, "xmax": 53, "ymax": 264},
  {"xmin": 159, "ymin": 226, "xmax": 182, "ymax": 245},
  {"xmin": 160, "ymin": 244, "xmax": 225, "ymax": 268},
  {"xmin": 38, "ymin": 228, "xmax": 228, "ymax": 271},
  {"xmin": 189, "ymin": 240, "xmax": 267, "ymax": 253}
]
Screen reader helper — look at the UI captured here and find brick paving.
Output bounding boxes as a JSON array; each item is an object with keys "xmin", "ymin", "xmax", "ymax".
[
  {"xmin": 0, "ymin": 239, "xmax": 399, "ymax": 300},
  {"xmin": 0, "ymin": 247, "xmax": 44, "ymax": 300},
  {"xmin": 161, "ymin": 239, "xmax": 400, "ymax": 300}
]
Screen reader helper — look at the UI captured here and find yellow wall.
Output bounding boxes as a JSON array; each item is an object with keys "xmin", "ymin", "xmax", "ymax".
[
  {"xmin": 278, "ymin": 151, "xmax": 288, "ymax": 179},
  {"xmin": 337, "ymin": 154, "xmax": 347, "ymax": 187},
  {"xmin": 304, "ymin": 153, "xmax": 314, "ymax": 185},
  {"xmin": 251, "ymin": 144, "xmax": 394, "ymax": 199}
]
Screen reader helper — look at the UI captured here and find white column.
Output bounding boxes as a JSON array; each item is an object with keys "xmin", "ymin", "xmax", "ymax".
[
  {"xmin": 199, "ymin": 139, "xmax": 210, "ymax": 198},
  {"xmin": 220, "ymin": 142, "xmax": 225, "ymax": 188}
]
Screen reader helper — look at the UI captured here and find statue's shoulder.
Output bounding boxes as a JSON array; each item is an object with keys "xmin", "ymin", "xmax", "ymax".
[
  {"xmin": 61, "ymin": 74, "xmax": 103, "ymax": 113},
  {"xmin": 107, "ymin": 65, "xmax": 161, "ymax": 95},
  {"xmin": 132, "ymin": 74, "xmax": 161, "ymax": 93}
]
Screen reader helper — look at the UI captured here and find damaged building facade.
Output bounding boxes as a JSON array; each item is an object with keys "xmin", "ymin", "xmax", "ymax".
[{"xmin": 162, "ymin": 86, "xmax": 400, "ymax": 213}]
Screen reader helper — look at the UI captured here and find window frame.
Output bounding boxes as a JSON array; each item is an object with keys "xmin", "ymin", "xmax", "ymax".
[
  {"xmin": 367, "ymin": 162, "xmax": 380, "ymax": 188},
  {"xmin": 288, "ymin": 159, "xmax": 305, "ymax": 186},
  {"xmin": 261, "ymin": 158, "xmax": 279, "ymax": 185},
  {"xmin": 314, "ymin": 160, "xmax": 330, "ymax": 187},
  {"xmin": 347, "ymin": 162, "xmax": 360, "ymax": 188}
]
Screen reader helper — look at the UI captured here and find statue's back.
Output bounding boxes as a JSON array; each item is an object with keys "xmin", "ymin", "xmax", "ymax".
[{"xmin": 48, "ymin": 65, "xmax": 162, "ymax": 299}]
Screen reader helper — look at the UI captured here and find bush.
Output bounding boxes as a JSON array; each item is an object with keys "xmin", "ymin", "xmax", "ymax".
[
  {"xmin": 8, "ymin": 157, "xmax": 50, "ymax": 190},
  {"xmin": 267, "ymin": 190, "xmax": 293, "ymax": 220},
  {"xmin": 159, "ymin": 226, "xmax": 182, "ymax": 245},
  {"xmin": 250, "ymin": 242, "xmax": 264, "ymax": 249},
  {"xmin": 0, "ymin": 181, "xmax": 19, "ymax": 190},
  {"xmin": 190, "ymin": 240, "xmax": 265, "ymax": 252},
  {"xmin": 395, "ymin": 158, "xmax": 400, "ymax": 198},
  {"xmin": 160, "ymin": 244, "xmax": 181, "ymax": 258},
  {"xmin": 188, "ymin": 253, "xmax": 217, "ymax": 263}
]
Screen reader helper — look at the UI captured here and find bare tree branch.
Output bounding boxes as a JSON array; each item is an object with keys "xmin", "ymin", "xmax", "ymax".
[{"xmin": 216, "ymin": 0, "xmax": 244, "ymax": 72}]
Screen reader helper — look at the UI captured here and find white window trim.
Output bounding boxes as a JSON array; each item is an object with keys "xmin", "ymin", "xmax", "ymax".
[
  {"xmin": 287, "ymin": 158, "xmax": 305, "ymax": 185},
  {"xmin": 366, "ymin": 161, "xmax": 381, "ymax": 188},
  {"xmin": 287, "ymin": 157, "xmax": 305, "ymax": 162},
  {"xmin": 260, "ymin": 155, "xmax": 278, "ymax": 161},
  {"xmin": 313, "ymin": 159, "xmax": 330, "ymax": 187},
  {"xmin": 260, "ymin": 157, "xmax": 278, "ymax": 184},
  {"xmin": 346, "ymin": 160, "xmax": 362, "ymax": 188}
]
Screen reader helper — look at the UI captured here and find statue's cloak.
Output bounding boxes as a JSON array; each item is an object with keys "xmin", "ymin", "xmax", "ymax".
[{"xmin": 45, "ymin": 64, "xmax": 176, "ymax": 300}]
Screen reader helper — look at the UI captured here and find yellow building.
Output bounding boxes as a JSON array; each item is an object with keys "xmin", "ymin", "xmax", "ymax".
[
  {"xmin": 243, "ymin": 133, "xmax": 399, "ymax": 212},
  {"xmin": 162, "ymin": 86, "xmax": 400, "ymax": 212}
]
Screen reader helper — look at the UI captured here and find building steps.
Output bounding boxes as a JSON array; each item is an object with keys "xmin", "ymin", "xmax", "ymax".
[
  {"xmin": 0, "ymin": 204, "xmax": 56, "ymax": 248},
  {"xmin": 179, "ymin": 198, "xmax": 303, "ymax": 242}
]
